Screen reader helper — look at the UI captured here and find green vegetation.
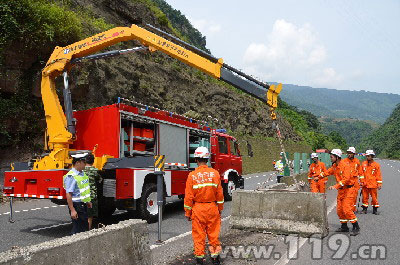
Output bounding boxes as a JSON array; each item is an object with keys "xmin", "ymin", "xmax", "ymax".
[
  {"xmin": 134, "ymin": 0, "xmax": 189, "ymax": 43},
  {"xmin": 0, "ymin": 0, "xmax": 82, "ymax": 56},
  {"xmin": 150, "ymin": 0, "xmax": 208, "ymax": 52},
  {"xmin": 360, "ymin": 104, "xmax": 400, "ymax": 159},
  {"xmin": 277, "ymin": 98, "xmax": 347, "ymax": 151},
  {"xmin": 280, "ymin": 84, "xmax": 400, "ymax": 123},
  {"xmin": 320, "ymin": 118, "xmax": 377, "ymax": 148}
]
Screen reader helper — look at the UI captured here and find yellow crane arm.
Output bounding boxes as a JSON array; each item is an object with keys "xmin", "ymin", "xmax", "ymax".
[{"xmin": 36, "ymin": 24, "xmax": 281, "ymax": 170}]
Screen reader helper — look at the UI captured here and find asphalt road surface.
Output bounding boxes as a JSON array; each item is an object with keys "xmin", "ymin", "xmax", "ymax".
[
  {"xmin": 1, "ymin": 159, "xmax": 398, "ymax": 265},
  {"xmin": 0, "ymin": 170, "xmax": 277, "ymax": 253},
  {"xmin": 283, "ymin": 159, "xmax": 400, "ymax": 265}
]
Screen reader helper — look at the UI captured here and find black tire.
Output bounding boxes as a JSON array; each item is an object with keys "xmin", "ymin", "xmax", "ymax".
[
  {"xmin": 98, "ymin": 197, "xmax": 116, "ymax": 219},
  {"xmin": 138, "ymin": 182, "xmax": 165, "ymax": 224},
  {"xmin": 223, "ymin": 175, "xmax": 238, "ymax": 201}
]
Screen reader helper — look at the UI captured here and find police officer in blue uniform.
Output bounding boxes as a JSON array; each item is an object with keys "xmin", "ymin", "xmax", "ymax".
[{"xmin": 64, "ymin": 153, "xmax": 92, "ymax": 234}]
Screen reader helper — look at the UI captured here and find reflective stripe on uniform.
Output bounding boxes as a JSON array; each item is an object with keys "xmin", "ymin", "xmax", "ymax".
[
  {"xmin": 184, "ymin": 204, "xmax": 192, "ymax": 210},
  {"xmin": 359, "ymin": 176, "xmax": 364, "ymax": 179},
  {"xmin": 377, "ymin": 181, "xmax": 382, "ymax": 183},
  {"xmin": 72, "ymin": 194, "xmax": 90, "ymax": 201},
  {"xmin": 339, "ymin": 219, "xmax": 348, "ymax": 223},
  {"xmin": 216, "ymin": 200, "xmax": 224, "ymax": 204},
  {"xmin": 80, "ymin": 186, "xmax": 90, "ymax": 193},
  {"xmin": 193, "ymin": 183, "xmax": 218, "ymax": 189},
  {"xmin": 339, "ymin": 181, "xmax": 344, "ymax": 186},
  {"xmin": 363, "ymin": 203, "xmax": 368, "ymax": 207},
  {"xmin": 349, "ymin": 218, "xmax": 358, "ymax": 223}
]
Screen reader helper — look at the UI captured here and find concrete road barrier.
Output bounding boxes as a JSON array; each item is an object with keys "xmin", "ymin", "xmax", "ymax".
[
  {"xmin": 230, "ymin": 189, "xmax": 329, "ymax": 237},
  {"xmin": 0, "ymin": 219, "xmax": 152, "ymax": 265}
]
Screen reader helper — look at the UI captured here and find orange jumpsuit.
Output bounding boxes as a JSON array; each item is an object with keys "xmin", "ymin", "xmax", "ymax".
[
  {"xmin": 360, "ymin": 160, "xmax": 382, "ymax": 208},
  {"xmin": 184, "ymin": 165, "xmax": 224, "ymax": 259},
  {"xmin": 342, "ymin": 157, "xmax": 362, "ymax": 211},
  {"xmin": 308, "ymin": 161, "xmax": 327, "ymax": 193},
  {"xmin": 321, "ymin": 160, "xmax": 358, "ymax": 224}
]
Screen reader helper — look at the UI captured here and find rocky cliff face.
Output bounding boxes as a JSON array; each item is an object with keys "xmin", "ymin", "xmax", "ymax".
[{"xmin": 0, "ymin": 0, "xmax": 301, "ymax": 161}]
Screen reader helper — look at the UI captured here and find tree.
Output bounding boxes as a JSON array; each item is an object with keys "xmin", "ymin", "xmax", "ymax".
[{"xmin": 328, "ymin": 131, "xmax": 347, "ymax": 149}]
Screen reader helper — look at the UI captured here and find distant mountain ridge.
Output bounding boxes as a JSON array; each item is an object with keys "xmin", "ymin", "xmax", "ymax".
[
  {"xmin": 279, "ymin": 84, "xmax": 400, "ymax": 123},
  {"xmin": 360, "ymin": 104, "xmax": 400, "ymax": 158}
]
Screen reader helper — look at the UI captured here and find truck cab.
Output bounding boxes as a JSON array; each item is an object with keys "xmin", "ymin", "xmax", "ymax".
[{"xmin": 211, "ymin": 130, "xmax": 243, "ymax": 200}]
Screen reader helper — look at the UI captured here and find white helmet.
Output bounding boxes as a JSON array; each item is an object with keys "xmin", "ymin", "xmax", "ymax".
[
  {"xmin": 330, "ymin": 149, "xmax": 342, "ymax": 158},
  {"xmin": 365, "ymin": 150, "xmax": 375, "ymax": 156},
  {"xmin": 347, "ymin": 147, "xmax": 356, "ymax": 154},
  {"xmin": 194, "ymin": 147, "xmax": 210, "ymax": 159},
  {"xmin": 311, "ymin": 153, "xmax": 318, "ymax": 159}
]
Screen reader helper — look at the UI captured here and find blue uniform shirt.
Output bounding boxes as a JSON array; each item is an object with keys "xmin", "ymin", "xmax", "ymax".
[{"xmin": 64, "ymin": 168, "xmax": 85, "ymax": 202}]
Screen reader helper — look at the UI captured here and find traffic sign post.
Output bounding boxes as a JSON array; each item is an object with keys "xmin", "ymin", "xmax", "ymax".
[{"xmin": 154, "ymin": 155, "xmax": 166, "ymax": 244}]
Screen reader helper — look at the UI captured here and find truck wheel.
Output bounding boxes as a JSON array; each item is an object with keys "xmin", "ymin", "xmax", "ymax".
[
  {"xmin": 138, "ymin": 183, "xmax": 164, "ymax": 224},
  {"xmin": 223, "ymin": 176, "xmax": 238, "ymax": 201},
  {"xmin": 98, "ymin": 197, "xmax": 116, "ymax": 219}
]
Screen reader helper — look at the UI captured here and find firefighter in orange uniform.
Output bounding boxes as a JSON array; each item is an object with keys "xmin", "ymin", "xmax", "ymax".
[
  {"xmin": 322, "ymin": 149, "xmax": 360, "ymax": 236},
  {"xmin": 360, "ymin": 150, "xmax": 382, "ymax": 215},
  {"xmin": 342, "ymin": 147, "xmax": 362, "ymax": 212},
  {"xmin": 308, "ymin": 153, "xmax": 327, "ymax": 193},
  {"xmin": 184, "ymin": 147, "xmax": 224, "ymax": 265}
]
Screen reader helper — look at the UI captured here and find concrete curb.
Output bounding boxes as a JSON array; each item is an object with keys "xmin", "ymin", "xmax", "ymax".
[
  {"xmin": 230, "ymin": 189, "xmax": 329, "ymax": 238},
  {"xmin": 151, "ymin": 216, "xmax": 231, "ymax": 264},
  {"xmin": 0, "ymin": 219, "xmax": 152, "ymax": 265}
]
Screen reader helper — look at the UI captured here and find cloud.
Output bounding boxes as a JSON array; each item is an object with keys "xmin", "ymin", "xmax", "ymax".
[
  {"xmin": 243, "ymin": 19, "xmax": 343, "ymax": 87},
  {"xmin": 188, "ymin": 17, "xmax": 221, "ymax": 35}
]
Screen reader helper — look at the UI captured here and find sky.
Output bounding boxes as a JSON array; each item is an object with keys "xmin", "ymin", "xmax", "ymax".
[{"xmin": 165, "ymin": 0, "xmax": 400, "ymax": 94}]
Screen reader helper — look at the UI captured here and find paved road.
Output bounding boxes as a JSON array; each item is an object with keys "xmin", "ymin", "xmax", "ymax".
[
  {"xmin": 283, "ymin": 159, "xmax": 399, "ymax": 265},
  {"xmin": 0, "ymin": 170, "xmax": 277, "ymax": 253},
  {"xmin": 2, "ymin": 159, "xmax": 397, "ymax": 264}
]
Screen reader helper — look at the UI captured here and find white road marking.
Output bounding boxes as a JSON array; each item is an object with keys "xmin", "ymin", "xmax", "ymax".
[
  {"xmin": 274, "ymin": 200, "xmax": 337, "ymax": 265},
  {"xmin": 0, "ymin": 204, "xmax": 66, "ymax": 217},
  {"xmin": 150, "ymin": 216, "xmax": 231, "ymax": 250},
  {"xmin": 31, "ymin": 222, "xmax": 72, "ymax": 232}
]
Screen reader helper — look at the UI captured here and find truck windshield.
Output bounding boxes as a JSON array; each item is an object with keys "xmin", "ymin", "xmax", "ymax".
[{"xmin": 218, "ymin": 137, "xmax": 228, "ymax": 154}]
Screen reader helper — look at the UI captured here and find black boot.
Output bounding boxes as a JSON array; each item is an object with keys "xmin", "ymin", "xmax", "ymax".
[
  {"xmin": 335, "ymin": 223, "xmax": 349, "ymax": 232},
  {"xmin": 196, "ymin": 257, "xmax": 204, "ymax": 265},
  {"xmin": 373, "ymin": 207, "xmax": 379, "ymax": 215},
  {"xmin": 361, "ymin": 206, "xmax": 367, "ymax": 214},
  {"xmin": 211, "ymin": 256, "xmax": 221, "ymax": 265},
  {"xmin": 350, "ymin": 222, "xmax": 360, "ymax": 236}
]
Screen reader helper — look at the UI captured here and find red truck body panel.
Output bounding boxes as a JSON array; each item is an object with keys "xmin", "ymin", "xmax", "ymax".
[
  {"xmin": 3, "ymin": 170, "xmax": 68, "ymax": 199},
  {"xmin": 3, "ymin": 103, "xmax": 242, "ymax": 201}
]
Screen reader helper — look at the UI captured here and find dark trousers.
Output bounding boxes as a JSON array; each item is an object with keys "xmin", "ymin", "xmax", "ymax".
[
  {"xmin": 277, "ymin": 175, "xmax": 284, "ymax": 183},
  {"xmin": 69, "ymin": 202, "xmax": 88, "ymax": 235}
]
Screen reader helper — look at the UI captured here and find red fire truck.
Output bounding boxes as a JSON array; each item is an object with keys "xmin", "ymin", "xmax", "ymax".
[
  {"xmin": 4, "ymin": 100, "xmax": 243, "ymax": 222},
  {"xmin": 3, "ymin": 24, "xmax": 281, "ymax": 223}
]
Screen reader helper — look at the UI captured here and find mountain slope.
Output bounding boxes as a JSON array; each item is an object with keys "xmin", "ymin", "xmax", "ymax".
[
  {"xmin": 0, "ymin": 0, "xmax": 300, "ymax": 153},
  {"xmin": 280, "ymin": 84, "xmax": 400, "ymax": 123},
  {"xmin": 320, "ymin": 118, "xmax": 379, "ymax": 148},
  {"xmin": 360, "ymin": 104, "xmax": 400, "ymax": 158}
]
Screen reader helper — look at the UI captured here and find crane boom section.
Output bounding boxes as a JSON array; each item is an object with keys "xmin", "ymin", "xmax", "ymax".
[{"xmin": 37, "ymin": 24, "xmax": 281, "ymax": 170}]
